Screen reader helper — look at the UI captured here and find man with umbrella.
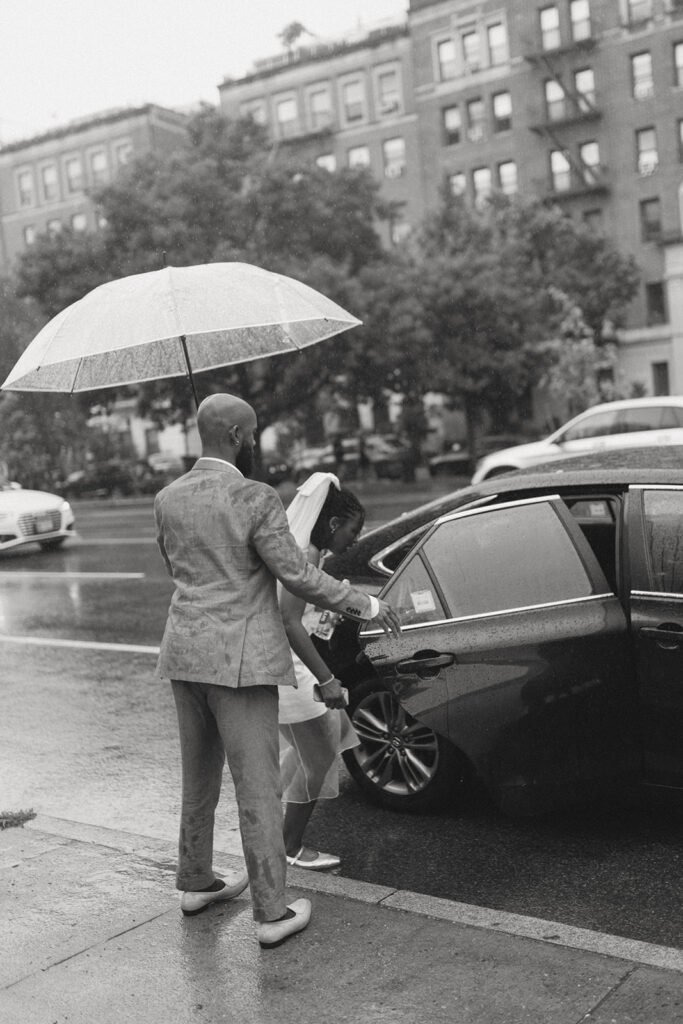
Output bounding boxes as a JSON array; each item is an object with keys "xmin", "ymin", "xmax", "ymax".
[{"xmin": 155, "ymin": 393, "xmax": 400, "ymax": 949}]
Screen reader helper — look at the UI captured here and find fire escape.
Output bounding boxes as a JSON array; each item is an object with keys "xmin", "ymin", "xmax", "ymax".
[{"xmin": 524, "ymin": 16, "xmax": 609, "ymax": 201}]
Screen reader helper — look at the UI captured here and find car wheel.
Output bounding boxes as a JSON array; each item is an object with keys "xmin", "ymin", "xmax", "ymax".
[
  {"xmin": 39, "ymin": 538, "xmax": 65, "ymax": 551},
  {"xmin": 343, "ymin": 678, "xmax": 467, "ymax": 813}
]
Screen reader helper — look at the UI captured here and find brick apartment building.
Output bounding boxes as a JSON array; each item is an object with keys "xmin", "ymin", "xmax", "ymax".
[
  {"xmin": 0, "ymin": 104, "xmax": 188, "ymax": 271},
  {"xmin": 219, "ymin": 0, "xmax": 683, "ymax": 397}
]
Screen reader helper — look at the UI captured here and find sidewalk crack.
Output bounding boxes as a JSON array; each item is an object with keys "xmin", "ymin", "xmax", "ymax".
[
  {"xmin": 3, "ymin": 907, "xmax": 173, "ymax": 991},
  {"xmin": 571, "ymin": 964, "xmax": 639, "ymax": 1024}
]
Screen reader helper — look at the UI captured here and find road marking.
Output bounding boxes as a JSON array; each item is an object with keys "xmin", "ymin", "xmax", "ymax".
[
  {"xmin": 69, "ymin": 540, "xmax": 157, "ymax": 548},
  {"xmin": 0, "ymin": 571, "xmax": 145, "ymax": 580},
  {"xmin": 0, "ymin": 635, "xmax": 159, "ymax": 655}
]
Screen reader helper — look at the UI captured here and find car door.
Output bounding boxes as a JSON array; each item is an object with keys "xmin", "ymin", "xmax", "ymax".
[
  {"xmin": 554, "ymin": 408, "xmax": 619, "ymax": 456},
  {"xmin": 360, "ymin": 495, "xmax": 638, "ymax": 815},
  {"xmin": 625, "ymin": 485, "xmax": 683, "ymax": 789}
]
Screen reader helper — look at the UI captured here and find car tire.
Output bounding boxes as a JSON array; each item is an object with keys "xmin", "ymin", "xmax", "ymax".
[
  {"xmin": 343, "ymin": 677, "xmax": 468, "ymax": 813},
  {"xmin": 40, "ymin": 538, "xmax": 65, "ymax": 551}
]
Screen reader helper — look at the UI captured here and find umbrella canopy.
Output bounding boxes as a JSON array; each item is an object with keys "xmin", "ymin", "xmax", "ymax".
[{"xmin": 2, "ymin": 262, "xmax": 361, "ymax": 394}]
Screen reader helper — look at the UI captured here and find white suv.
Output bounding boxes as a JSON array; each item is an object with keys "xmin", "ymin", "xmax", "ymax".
[{"xmin": 471, "ymin": 396, "xmax": 683, "ymax": 483}]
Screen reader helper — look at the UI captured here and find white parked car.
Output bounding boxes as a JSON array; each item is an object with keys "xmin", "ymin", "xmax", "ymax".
[
  {"xmin": 0, "ymin": 484, "xmax": 75, "ymax": 553},
  {"xmin": 471, "ymin": 397, "xmax": 683, "ymax": 483}
]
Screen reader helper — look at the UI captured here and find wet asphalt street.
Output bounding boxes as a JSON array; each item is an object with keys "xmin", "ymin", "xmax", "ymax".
[{"xmin": 1, "ymin": 488, "xmax": 681, "ymax": 950}]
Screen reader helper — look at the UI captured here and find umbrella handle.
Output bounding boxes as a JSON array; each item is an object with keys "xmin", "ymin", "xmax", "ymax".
[{"xmin": 179, "ymin": 335, "xmax": 199, "ymax": 410}]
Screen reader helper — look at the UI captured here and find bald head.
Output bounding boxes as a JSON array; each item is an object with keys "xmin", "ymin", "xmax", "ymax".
[{"xmin": 197, "ymin": 394, "xmax": 257, "ymax": 471}]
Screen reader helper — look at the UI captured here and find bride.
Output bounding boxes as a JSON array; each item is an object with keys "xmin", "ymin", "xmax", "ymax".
[{"xmin": 278, "ymin": 472, "xmax": 365, "ymax": 870}]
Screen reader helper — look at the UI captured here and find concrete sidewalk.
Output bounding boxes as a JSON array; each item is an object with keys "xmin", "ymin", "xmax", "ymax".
[{"xmin": 1, "ymin": 816, "xmax": 681, "ymax": 1024}]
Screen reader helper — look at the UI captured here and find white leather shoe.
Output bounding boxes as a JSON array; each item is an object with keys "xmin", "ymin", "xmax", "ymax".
[
  {"xmin": 257, "ymin": 898, "xmax": 312, "ymax": 949},
  {"xmin": 286, "ymin": 846, "xmax": 340, "ymax": 871},
  {"xmin": 180, "ymin": 869, "xmax": 249, "ymax": 917}
]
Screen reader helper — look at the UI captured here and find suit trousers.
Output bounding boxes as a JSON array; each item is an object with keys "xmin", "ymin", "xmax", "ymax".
[{"xmin": 171, "ymin": 680, "xmax": 287, "ymax": 922}]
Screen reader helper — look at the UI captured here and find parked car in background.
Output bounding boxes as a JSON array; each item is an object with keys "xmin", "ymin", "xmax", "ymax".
[
  {"xmin": 428, "ymin": 434, "xmax": 530, "ymax": 478},
  {"xmin": 471, "ymin": 396, "xmax": 683, "ymax": 483},
  {"xmin": 0, "ymin": 482, "xmax": 74, "ymax": 553},
  {"xmin": 291, "ymin": 434, "xmax": 410, "ymax": 483},
  {"xmin": 318, "ymin": 446, "xmax": 683, "ymax": 815}
]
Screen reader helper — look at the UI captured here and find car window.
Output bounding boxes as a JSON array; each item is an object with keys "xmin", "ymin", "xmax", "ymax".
[
  {"xmin": 421, "ymin": 501, "xmax": 594, "ymax": 619},
  {"xmin": 378, "ymin": 531, "xmax": 428, "ymax": 574},
  {"xmin": 613, "ymin": 406, "xmax": 671, "ymax": 433},
  {"xmin": 561, "ymin": 409, "xmax": 618, "ymax": 442},
  {"xmin": 382, "ymin": 555, "xmax": 446, "ymax": 626},
  {"xmin": 642, "ymin": 490, "xmax": 683, "ymax": 595}
]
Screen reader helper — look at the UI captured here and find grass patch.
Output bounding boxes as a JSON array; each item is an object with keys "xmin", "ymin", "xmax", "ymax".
[{"xmin": 0, "ymin": 809, "xmax": 37, "ymax": 830}]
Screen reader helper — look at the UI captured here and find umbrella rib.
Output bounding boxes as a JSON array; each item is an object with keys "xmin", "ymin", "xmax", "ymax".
[{"xmin": 70, "ymin": 357, "xmax": 84, "ymax": 394}]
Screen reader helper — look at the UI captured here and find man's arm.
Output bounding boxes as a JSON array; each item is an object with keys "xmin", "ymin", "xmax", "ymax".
[
  {"xmin": 250, "ymin": 485, "xmax": 372, "ymax": 619},
  {"xmin": 154, "ymin": 498, "xmax": 173, "ymax": 578}
]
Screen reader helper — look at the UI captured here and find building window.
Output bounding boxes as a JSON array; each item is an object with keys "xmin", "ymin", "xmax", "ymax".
[
  {"xmin": 390, "ymin": 216, "xmax": 411, "ymax": 245},
  {"xmin": 472, "ymin": 167, "xmax": 492, "ymax": 206},
  {"xmin": 41, "ymin": 164, "xmax": 59, "ymax": 202},
  {"xmin": 383, "ymin": 137, "xmax": 405, "ymax": 178},
  {"xmin": 570, "ymin": 0, "xmax": 592, "ymax": 40},
  {"xmin": 540, "ymin": 6, "xmax": 561, "ymax": 50},
  {"xmin": 631, "ymin": 52, "xmax": 654, "ymax": 99},
  {"xmin": 636, "ymin": 127, "xmax": 658, "ymax": 174},
  {"xmin": 574, "ymin": 68, "xmax": 596, "ymax": 110},
  {"xmin": 341, "ymin": 79, "xmax": 365, "ymax": 123},
  {"xmin": 71, "ymin": 212, "xmax": 88, "ymax": 232},
  {"xmin": 23, "ymin": 225, "xmax": 36, "ymax": 245},
  {"xmin": 114, "ymin": 141, "xmax": 133, "ymax": 167},
  {"xmin": 64, "ymin": 156, "xmax": 83, "ymax": 193},
  {"xmin": 466, "ymin": 98, "xmax": 485, "ymax": 141},
  {"xmin": 640, "ymin": 197, "xmax": 662, "ymax": 240},
  {"xmin": 627, "ymin": 0, "xmax": 652, "ymax": 24},
  {"xmin": 308, "ymin": 87, "xmax": 332, "ymax": 130},
  {"xmin": 545, "ymin": 79, "xmax": 566, "ymax": 121},
  {"xmin": 89, "ymin": 150, "xmax": 108, "ymax": 185},
  {"xmin": 437, "ymin": 38, "xmax": 457, "ymax": 80},
  {"xmin": 47, "ymin": 218, "xmax": 62, "ymax": 236},
  {"xmin": 377, "ymin": 68, "xmax": 401, "ymax": 115},
  {"xmin": 551, "ymin": 149, "xmax": 572, "ymax": 191},
  {"xmin": 449, "ymin": 171, "xmax": 466, "ymax": 195},
  {"xmin": 275, "ymin": 97, "xmax": 298, "ymax": 137},
  {"xmin": 675, "ymin": 42, "xmax": 683, "ymax": 87},
  {"xmin": 579, "ymin": 141, "xmax": 600, "ymax": 183},
  {"xmin": 348, "ymin": 145, "xmax": 370, "ymax": 168},
  {"xmin": 240, "ymin": 100, "xmax": 266, "ymax": 125},
  {"xmin": 17, "ymin": 169, "xmax": 35, "ymax": 207},
  {"xmin": 462, "ymin": 30, "xmax": 481, "ymax": 71},
  {"xmin": 442, "ymin": 106, "xmax": 461, "ymax": 145},
  {"xmin": 498, "ymin": 160, "xmax": 518, "ymax": 194},
  {"xmin": 315, "ymin": 153, "xmax": 336, "ymax": 172},
  {"xmin": 487, "ymin": 23, "xmax": 508, "ymax": 66},
  {"xmin": 645, "ymin": 282, "xmax": 667, "ymax": 324},
  {"xmin": 583, "ymin": 208, "xmax": 603, "ymax": 231},
  {"xmin": 492, "ymin": 92, "xmax": 512, "ymax": 132},
  {"xmin": 652, "ymin": 361, "xmax": 670, "ymax": 395}
]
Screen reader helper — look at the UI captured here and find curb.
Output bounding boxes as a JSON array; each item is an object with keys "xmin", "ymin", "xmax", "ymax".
[{"xmin": 25, "ymin": 815, "xmax": 683, "ymax": 975}]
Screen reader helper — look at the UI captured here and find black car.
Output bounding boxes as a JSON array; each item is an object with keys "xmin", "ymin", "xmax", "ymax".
[{"xmin": 320, "ymin": 446, "xmax": 683, "ymax": 816}]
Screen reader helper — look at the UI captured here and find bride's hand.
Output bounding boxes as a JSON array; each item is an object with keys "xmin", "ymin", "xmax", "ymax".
[{"xmin": 317, "ymin": 677, "xmax": 346, "ymax": 709}]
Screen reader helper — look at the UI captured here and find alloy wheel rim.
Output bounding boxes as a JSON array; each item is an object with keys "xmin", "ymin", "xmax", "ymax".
[{"xmin": 351, "ymin": 690, "xmax": 439, "ymax": 796}]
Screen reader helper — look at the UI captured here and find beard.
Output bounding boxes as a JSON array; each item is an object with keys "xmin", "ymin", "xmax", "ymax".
[{"xmin": 236, "ymin": 441, "xmax": 255, "ymax": 477}]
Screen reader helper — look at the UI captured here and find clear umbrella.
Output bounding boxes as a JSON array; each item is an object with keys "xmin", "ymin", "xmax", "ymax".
[{"xmin": 1, "ymin": 262, "xmax": 361, "ymax": 405}]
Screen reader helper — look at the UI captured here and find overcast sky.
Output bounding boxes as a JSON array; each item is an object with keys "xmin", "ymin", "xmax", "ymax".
[{"xmin": 1, "ymin": 1, "xmax": 407, "ymax": 143}]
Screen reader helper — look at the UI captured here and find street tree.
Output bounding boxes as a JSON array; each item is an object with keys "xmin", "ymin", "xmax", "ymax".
[
  {"xmin": 0, "ymin": 277, "xmax": 88, "ymax": 487},
  {"xmin": 412, "ymin": 190, "xmax": 640, "ymax": 454}
]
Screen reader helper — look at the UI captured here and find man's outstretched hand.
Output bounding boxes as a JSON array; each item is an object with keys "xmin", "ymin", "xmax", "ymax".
[{"xmin": 371, "ymin": 599, "xmax": 402, "ymax": 638}]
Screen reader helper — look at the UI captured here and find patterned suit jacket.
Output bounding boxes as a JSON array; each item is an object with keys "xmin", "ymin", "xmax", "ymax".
[{"xmin": 154, "ymin": 458, "xmax": 372, "ymax": 688}]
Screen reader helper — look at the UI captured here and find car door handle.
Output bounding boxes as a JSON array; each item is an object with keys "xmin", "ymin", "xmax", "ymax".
[
  {"xmin": 640, "ymin": 625, "xmax": 683, "ymax": 650},
  {"xmin": 396, "ymin": 653, "xmax": 455, "ymax": 675}
]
